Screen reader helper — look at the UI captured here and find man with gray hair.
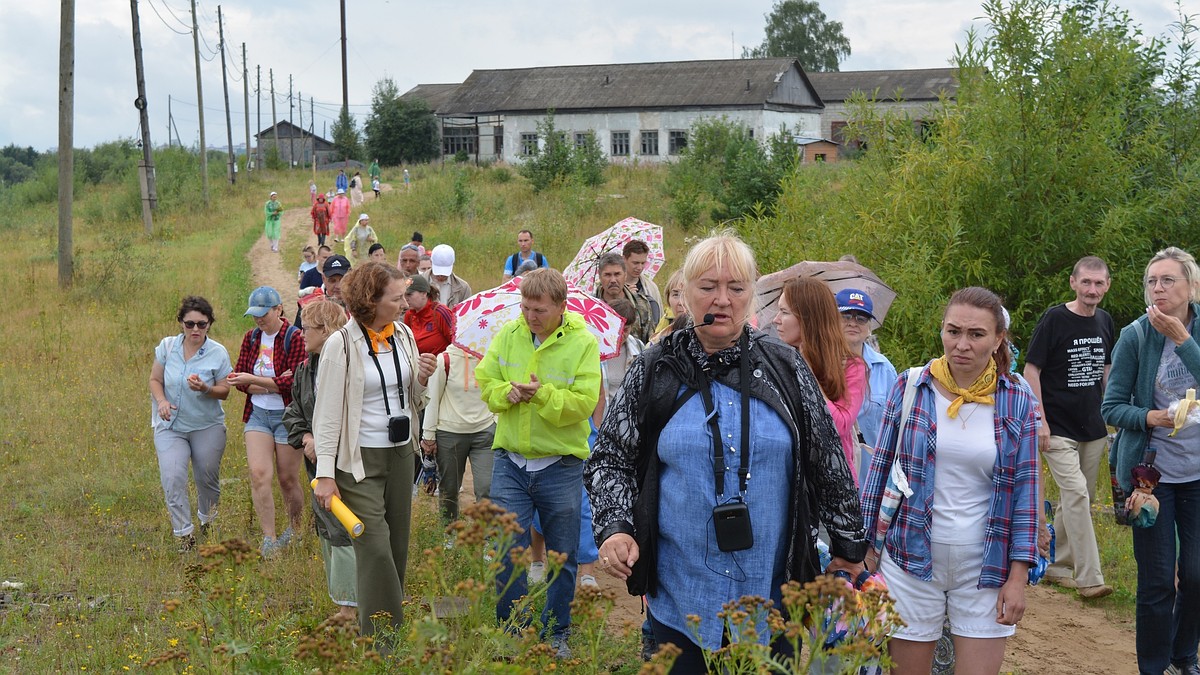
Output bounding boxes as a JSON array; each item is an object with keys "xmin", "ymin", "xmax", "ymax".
[{"xmin": 596, "ymin": 252, "xmax": 652, "ymax": 343}]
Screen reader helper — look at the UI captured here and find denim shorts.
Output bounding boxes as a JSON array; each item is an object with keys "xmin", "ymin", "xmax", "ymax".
[{"xmin": 245, "ymin": 405, "xmax": 289, "ymax": 444}]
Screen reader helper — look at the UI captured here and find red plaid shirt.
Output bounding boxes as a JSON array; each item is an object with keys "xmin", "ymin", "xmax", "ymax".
[{"xmin": 233, "ymin": 318, "xmax": 307, "ymax": 423}]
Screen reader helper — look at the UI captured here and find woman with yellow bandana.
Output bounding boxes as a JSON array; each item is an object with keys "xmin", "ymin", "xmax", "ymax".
[
  {"xmin": 859, "ymin": 287, "xmax": 1040, "ymax": 675},
  {"xmin": 311, "ymin": 262, "xmax": 438, "ymax": 646}
]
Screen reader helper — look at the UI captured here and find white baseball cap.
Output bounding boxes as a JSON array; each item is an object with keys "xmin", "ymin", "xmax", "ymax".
[
  {"xmin": 358, "ymin": 213, "xmax": 369, "ymax": 222},
  {"xmin": 430, "ymin": 244, "xmax": 455, "ymax": 276}
]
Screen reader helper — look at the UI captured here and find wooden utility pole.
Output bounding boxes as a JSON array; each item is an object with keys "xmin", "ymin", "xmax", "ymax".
[
  {"xmin": 340, "ymin": 0, "xmax": 348, "ymax": 169},
  {"xmin": 217, "ymin": 5, "xmax": 234, "ymax": 184},
  {"xmin": 241, "ymin": 43, "xmax": 250, "ymax": 173},
  {"xmin": 311, "ymin": 96, "xmax": 316, "ymax": 180},
  {"xmin": 297, "ymin": 88, "xmax": 304, "ymax": 168},
  {"xmin": 167, "ymin": 95, "xmax": 173, "ymax": 148},
  {"xmin": 58, "ymin": 0, "xmax": 75, "ymax": 288},
  {"xmin": 270, "ymin": 69, "xmax": 279, "ymax": 168},
  {"xmin": 255, "ymin": 65, "xmax": 262, "ymax": 169},
  {"xmin": 288, "ymin": 74, "xmax": 294, "ymax": 169},
  {"xmin": 130, "ymin": 0, "xmax": 158, "ymax": 236},
  {"xmin": 189, "ymin": 0, "xmax": 208, "ymax": 204}
]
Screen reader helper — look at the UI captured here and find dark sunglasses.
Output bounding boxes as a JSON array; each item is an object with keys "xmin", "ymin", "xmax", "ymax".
[{"xmin": 182, "ymin": 320, "xmax": 210, "ymax": 329}]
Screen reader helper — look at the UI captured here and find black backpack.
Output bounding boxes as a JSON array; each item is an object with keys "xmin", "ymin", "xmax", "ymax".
[{"xmin": 508, "ymin": 251, "xmax": 545, "ymax": 273}]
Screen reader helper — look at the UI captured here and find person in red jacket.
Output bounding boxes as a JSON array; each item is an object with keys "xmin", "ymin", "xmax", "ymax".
[
  {"xmin": 311, "ymin": 194, "xmax": 331, "ymax": 247},
  {"xmin": 402, "ymin": 274, "xmax": 455, "ymax": 355}
]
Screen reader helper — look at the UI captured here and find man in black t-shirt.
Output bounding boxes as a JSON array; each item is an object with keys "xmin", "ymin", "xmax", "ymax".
[{"xmin": 1023, "ymin": 256, "xmax": 1115, "ymax": 599}]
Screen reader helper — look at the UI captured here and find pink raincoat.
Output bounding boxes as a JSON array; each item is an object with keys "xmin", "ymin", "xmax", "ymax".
[{"xmin": 330, "ymin": 194, "xmax": 351, "ymax": 237}]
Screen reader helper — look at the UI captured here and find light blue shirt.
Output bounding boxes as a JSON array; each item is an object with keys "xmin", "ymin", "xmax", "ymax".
[
  {"xmin": 856, "ymin": 342, "xmax": 897, "ymax": 448},
  {"xmin": 652, "ymin": 381, "xmax": 792, "ymax": 650},
  {"xmin": 152, "ymin": 335, "xmax": 232, "ymax": 433}
]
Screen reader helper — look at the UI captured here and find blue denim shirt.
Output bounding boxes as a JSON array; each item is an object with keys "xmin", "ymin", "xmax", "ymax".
[
  {"xmin": 151, "ymin": 335, "xmax": 233, "ymax": 433},
  {"xmin": 652, "ymin": 381, "xmax": 792, "ymax": 650},
  {"xmin": 857, "ymin": 343, "xmax": 898, "ymax": 449}
]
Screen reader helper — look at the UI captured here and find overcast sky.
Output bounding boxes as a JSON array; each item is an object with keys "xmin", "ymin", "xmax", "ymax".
[{"xmin": 1, "ymin": 0, "xmax": 1192, "ymax": 150}]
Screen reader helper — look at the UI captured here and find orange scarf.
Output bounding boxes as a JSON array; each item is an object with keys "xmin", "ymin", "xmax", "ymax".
[{"xmin": 366, "ymin": 323, "xmax": 394, "ymax": 353}]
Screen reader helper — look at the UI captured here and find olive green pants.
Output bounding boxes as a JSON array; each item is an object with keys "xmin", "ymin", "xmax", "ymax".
[{"xmin": 335, "ymin": 442, "xmax": 414, "ymax": 640}]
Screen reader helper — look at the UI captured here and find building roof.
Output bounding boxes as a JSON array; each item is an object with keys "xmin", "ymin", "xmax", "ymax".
[
  {"xmin": 439, "ymin": 58, "xmax": 823, "ymax": 116},
  {"xmin": 398, "ymin": 83, "xmax": 460, "ymax": 114},
  {"xmin": 806, "ymin": 68, "xmax": 958, "ymax": 103},
  {"xmin": 254, "ymin": 120, "xmax": 330, "ymax": 144}
]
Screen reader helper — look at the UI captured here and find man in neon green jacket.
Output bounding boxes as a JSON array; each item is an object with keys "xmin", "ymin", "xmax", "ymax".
[{"xmin": 475, "ymin": 268, "xmax": 600, "ymax": 655}]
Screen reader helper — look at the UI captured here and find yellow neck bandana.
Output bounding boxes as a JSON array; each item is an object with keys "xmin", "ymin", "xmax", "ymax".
[
  {"xmin": 929, "ymin": 356, "xmax": 998, "ymax": 418},
  {"xmin": 366, "ymin": 323, "xmax": 394, "ymax": 354}
]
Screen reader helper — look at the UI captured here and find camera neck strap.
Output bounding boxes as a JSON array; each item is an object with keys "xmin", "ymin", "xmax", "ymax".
[
  {"xmin": 361, "ymin": 322, "xmax": 406, "ymax": 415},
  {"xmin": 698, "ymin": 330, "xmax": 751, "ymax": 499}
]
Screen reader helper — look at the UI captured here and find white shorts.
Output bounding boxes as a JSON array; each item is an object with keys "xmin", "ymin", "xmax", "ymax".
[{"xmin": 880, "ymin": 541, "xmax": 1016, "ymax": 641}]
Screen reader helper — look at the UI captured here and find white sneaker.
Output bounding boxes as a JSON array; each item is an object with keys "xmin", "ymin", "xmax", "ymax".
[
  {"xmin": 580, "ymin": 574, "xmax": 599, "ymax": 588},
  {"xmin": 528, "ymin": 561, "xmax": 546, "ymax": 584}
]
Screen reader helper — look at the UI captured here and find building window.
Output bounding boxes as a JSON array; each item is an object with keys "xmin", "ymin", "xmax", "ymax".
[
  {"xmin": 639, "ymin": 130, "xmax": 659, "ymax": 156},
  {"xmin": 574, "ymin": 131, "xmax": 594, "ymax": 149},
  {"xmin": 494, "ymin": 125, "xmax": 504, "ymax": 156},
  {"xmin": 668, "ymin": 130, "xmax": 688, "ymax": 155},
  {"xmin": 520, "ymin": 132, "xmax": 538, "ymax": 156},
  {"xmin": 815, "ymin": 153, "xmax": 827, "ymax": 162},
  {"xmin": 442, "ymin": 127, "xmax": 477, "ymax": 157},
  {"xmin": 611, "ymin": 131, "xmax": 630, "ymax": 156}
]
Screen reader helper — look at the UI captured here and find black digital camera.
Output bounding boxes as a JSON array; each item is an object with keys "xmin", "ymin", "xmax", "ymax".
[
  {"xmin": 713, "ymin": 500, "xmax": 754, "ymax": 552},
  {"xmin": 387, "ymin": 414, "xmax": 410, "ymax": 443}
]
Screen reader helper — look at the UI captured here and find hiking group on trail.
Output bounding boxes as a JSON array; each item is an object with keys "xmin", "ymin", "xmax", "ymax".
[{"xmin": 147, "ymin": 180, "xmax": 1198, "ymax": 674}]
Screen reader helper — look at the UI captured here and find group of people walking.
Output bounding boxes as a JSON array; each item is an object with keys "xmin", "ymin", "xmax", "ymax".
[{"xmin": 150, "ymin": 197, "xmax": 1198, "ymax": 673}]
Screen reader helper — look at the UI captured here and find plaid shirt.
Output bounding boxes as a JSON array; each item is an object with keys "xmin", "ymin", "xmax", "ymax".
[
  {"xmin": 233, "ymin": 318, "xmax": 307, "ymax": 423},
  {"xmin": 860, "ymin": 362, "xmax": 1040, "ymax": 588}
]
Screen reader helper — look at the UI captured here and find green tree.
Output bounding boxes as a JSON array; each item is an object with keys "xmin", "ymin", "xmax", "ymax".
[
  {"xmin": 519, "ymin": 111, "xmax": 573, "ymax": 192},
  {"xmin": 364, "ymin": 77, "xmax": 440, "ymax": 165},
  {"xmin": 738, "ymin": 0, "xmax": 1200, "ymax": 366},
  {"xmin": 570, "ymin": 132, "xmax": 607, "ymax": 187},
  {"xmin": 330, "ymin": 107, "xmax": 363, "ymax": 163},
  {"xmin": 742, "ymin": 0, "xmax": 851, "ymax": 72}
]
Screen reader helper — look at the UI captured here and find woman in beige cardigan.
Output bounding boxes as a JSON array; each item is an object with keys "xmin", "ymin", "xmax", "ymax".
[{"xmin": 312, "ymin": 262, "xmax": 436, "ymax": 642}]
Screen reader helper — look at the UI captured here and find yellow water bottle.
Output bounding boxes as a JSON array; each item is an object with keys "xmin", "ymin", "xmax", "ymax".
[{"xmin": 310, "ymin": 479, "xmax": 364, "ymax": 537}]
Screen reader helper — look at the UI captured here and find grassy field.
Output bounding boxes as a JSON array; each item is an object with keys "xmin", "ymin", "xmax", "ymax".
[{"xmin": 0, "ymin": 160, "xmax": 1139, "ymax": 671}]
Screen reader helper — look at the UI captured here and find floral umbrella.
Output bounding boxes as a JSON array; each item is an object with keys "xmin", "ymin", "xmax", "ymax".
[
  {"xmin": 452, "ymin": 277, "xmax": 626, "ymax": 361},
  {"xmin": 562, "ymin": 217, "xmax": 665, "ymax": 295}
]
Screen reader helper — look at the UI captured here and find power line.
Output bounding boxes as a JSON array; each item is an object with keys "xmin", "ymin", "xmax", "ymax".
[
  {"xmin": 143, "ymin": 0, "xmax": 191, "ymax": 35},
  {"xmin": 151, "ymin": 0, "xmax": 192, "ymax": 31}
]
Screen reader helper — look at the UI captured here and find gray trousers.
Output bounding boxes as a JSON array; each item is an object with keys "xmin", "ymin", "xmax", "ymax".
[
  {"xmin": 336, "ymin": 442, "xmax": 414, "ymax": 640},
  {"xmin": 435, "ymin": 425, "xmax": 496, "ymax": 523},
  {"xmin": 153, "ymin": 424, "xmax": 226, "ymax": 537}
]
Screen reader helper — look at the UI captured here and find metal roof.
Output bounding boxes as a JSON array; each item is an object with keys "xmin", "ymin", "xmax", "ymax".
[
  {"xmin": 398, "ymin": 83, "xmax": 461, "ymax": 114},
  {"xmin": 806, "ymin": 68, "xmax": 958, "ymax": 103},
  {"xmin": 437, "ymin": 58, "xmax": 824, "ymax": 116}
]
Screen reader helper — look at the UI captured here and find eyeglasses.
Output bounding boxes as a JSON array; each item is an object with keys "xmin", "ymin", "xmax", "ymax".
[
  {"xmin": 841, "ymin": 313, "xmax": 871, "ymax": 325},
  {"xmin": 182, "ymin": 320, "xmax": 210, "ymax": 329},
  {"xmin": 1144, "ymin": 276, "xmax": 1180, "ymax": 289}
]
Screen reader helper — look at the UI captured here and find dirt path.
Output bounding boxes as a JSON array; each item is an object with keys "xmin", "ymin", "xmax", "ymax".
[{"xmin": 245, "ymin": 194, "xmax": 1138, "ymax": 673}]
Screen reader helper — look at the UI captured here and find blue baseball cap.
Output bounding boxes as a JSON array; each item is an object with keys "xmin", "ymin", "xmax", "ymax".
[
  {"xmin": 835, "ymin": 288, "xmax": 875, "ymax": 320},
  {"xmin": 245, "ymin": 286, "xmax": 282, "ymax": 317}
]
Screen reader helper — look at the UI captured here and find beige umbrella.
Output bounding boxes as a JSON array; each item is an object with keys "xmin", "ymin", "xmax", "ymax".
[{"xmin": 755, "ymin": 260, "xmax": 896, "ymax": 335}]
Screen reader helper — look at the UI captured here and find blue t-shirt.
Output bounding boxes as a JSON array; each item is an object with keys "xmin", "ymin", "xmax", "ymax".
[
  {"xmin": 503, "ymin": 250, "xmax": 549, "ymax": 276},
  {"xmin": 152, "ymin": 335, "xmax": 233, "ymax": 433},
  {"xmin": 651, "ymin": 381, "xmax": 793, "ymax": 650}
]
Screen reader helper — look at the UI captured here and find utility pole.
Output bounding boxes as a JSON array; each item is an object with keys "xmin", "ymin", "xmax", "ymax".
[
  {"xmin": 255, "ymin": 65, "xmax": 262, "ymax": 170},
  {"xmin": 167, "ymin": 95, "xmax": 173, "ymax": 148},
  {"xmin": 189, "ymin": 0, "xmax": 208, "ymax": 204},
  {"xmin": 217, "ymin": 6, "xmax": 234, "ymax": 184},
  {"xmin": 340, "ymin": 0, "xmax": 348, "ymax": 169},
  {"xmin": 310, "ymin": 97, "xmax": 316, "ymax": 181},
  {"xmin": 58, "ymin": 0, "xmax": 75, "ymax": 288},
  {"xmin": 288, "ymin": 74, "xmax": 294, "ymax": 169},
  {"xmin": 241, "ymin": 43, "xmax": 250, "ymax": 173},
  {"xmin": 130, "ymin": 0, "xmax": 158, "ymax": 236},
  {"xmin": 297, "ymin": 88, "xmax": 304, "ymax": 168},
  {"xmin": 270, "ymin": 69, "xmax": 279, "ymax": 169}
]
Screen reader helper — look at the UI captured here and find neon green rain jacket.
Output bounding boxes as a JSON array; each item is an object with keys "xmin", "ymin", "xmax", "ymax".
[{"xmin": 475, "ymin": 310, "xmax": 600, "ymax": 460}]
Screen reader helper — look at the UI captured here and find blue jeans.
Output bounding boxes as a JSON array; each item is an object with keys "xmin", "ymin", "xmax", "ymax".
[
  {"xmin": 1132, "ymin": 479, "xmax": 1200, "ymax": 674},
  {"xmin": 491, "ymin": 451, "xmax": 583, "ymax": 639}
]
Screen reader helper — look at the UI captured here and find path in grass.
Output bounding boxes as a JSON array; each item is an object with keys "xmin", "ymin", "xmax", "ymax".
[{"xmin": 246, "ymin": 193, "xmax": 1137, "ymax": 673}]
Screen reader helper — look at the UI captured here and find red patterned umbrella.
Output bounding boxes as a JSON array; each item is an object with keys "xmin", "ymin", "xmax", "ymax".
[
  {"xmin": 562, "ymin": 217, "xmax": 665, "ymax": 295},
  {"xmin": 452, "ymin": 277, "xmax": 626, "ymax": 361}
]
